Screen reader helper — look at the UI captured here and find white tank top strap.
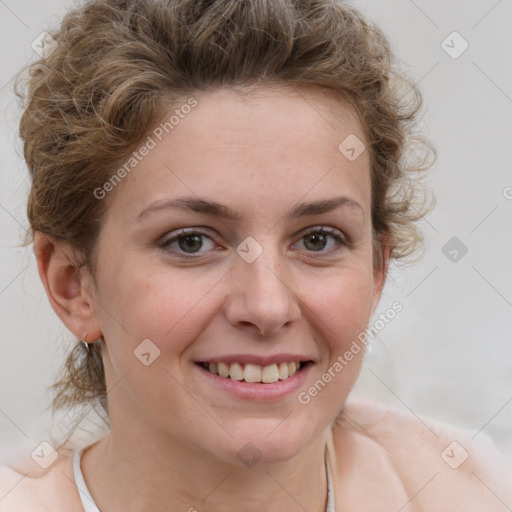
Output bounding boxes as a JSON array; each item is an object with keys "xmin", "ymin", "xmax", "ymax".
[{"xmin": 72, "ymin": 447, "xmax": 101, "ymax": 512}]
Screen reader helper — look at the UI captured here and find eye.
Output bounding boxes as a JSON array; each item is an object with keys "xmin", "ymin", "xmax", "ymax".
[
  {"xmin": 294, "ymin": 227, "xmax": 347, "ymax": 254},
  {"xmin": 159, "ymin": 229, "xmax": 217, "ymax": 256},
  {"xmin": 159, "ymin": 226, "xmax": 347, "ymax": 259}
]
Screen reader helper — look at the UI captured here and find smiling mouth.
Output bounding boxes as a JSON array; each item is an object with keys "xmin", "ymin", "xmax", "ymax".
[{"xmin": 196, "ymin": 361, "xmax": 312, "ymax": 383}]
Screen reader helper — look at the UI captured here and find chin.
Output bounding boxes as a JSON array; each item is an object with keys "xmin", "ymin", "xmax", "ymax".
[{"xmin": 204, "ymin": 419, "xmax": 321, "ymax": 468}]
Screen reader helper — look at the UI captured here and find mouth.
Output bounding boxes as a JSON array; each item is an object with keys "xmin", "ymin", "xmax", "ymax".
[{"xmin": 195, "ymin": 360, "xmax": 313, "ymax": 384}]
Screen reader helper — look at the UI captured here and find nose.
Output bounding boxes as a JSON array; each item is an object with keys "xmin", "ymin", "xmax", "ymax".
[{"xmin": 223, "ymin": 244, "xmax": 302, "ymax": 337}]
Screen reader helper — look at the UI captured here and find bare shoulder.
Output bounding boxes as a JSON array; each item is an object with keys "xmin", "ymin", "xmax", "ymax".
[
  {"xmin": 0, "ymin": 451, "xmax": 81, "ymax": 512},
  {"xmin": 336, "ymin": 395, "xmax": 512, "ymax": 511},
  {"xmin": 0, "ymin": 464, "xmax": 49, "ymax": 511}
]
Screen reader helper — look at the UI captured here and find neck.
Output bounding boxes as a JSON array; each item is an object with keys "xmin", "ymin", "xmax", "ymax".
[{"xmin": 81, "ymin": 426, "xmax": 331, "ymax": 512}]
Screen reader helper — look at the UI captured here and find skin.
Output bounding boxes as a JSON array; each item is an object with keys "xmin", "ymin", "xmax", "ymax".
[{"xmin": 34, "ymin": 85, "xmax": 389, "ymax": 511}]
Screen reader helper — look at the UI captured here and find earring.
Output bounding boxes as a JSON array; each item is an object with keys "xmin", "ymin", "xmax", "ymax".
[{"xmin": 81, "ymin": 332, "xmax": 91, "ymax": 354}]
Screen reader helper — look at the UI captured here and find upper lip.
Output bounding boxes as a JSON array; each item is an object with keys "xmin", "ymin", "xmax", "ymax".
[{"xmin": 195, "ymin": 354, "xmax": 314, "ymax": 366}]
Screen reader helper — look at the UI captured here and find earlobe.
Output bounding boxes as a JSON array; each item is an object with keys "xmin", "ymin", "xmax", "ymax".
[{"xmin": 34, "ymin": 232, "xmax": 102, "ymax": 341}]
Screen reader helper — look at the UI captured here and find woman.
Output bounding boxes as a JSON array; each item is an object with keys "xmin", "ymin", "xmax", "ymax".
[{"xmin": 1, "ymin": 0, "xmax": 510, "ymax": 510}]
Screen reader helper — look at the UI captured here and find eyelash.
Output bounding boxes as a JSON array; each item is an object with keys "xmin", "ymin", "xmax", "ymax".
[{"xmin": 159, "ymin": 226, "xmax": 348, "ymax": 259}]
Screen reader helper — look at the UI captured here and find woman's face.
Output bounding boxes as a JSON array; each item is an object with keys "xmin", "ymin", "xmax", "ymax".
[{"xmin": 87, "ymin": 86, "xmax": 386, "ymax": 465}]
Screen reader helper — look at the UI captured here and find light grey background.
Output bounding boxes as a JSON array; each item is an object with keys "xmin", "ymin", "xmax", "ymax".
[{"xmin": 1, "ymin": 0, "xmax": 511, "ymax": 463}]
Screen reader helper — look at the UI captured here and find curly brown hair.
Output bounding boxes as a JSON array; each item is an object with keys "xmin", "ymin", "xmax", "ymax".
[{"xmin": 15, "ymin": 0, "xmax": 433, "ymax": 448}]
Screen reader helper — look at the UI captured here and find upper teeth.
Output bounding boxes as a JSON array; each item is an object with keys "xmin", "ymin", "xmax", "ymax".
[{"xmin": 205, "ymin": 361, "xmax": 301, "ymax": 383}]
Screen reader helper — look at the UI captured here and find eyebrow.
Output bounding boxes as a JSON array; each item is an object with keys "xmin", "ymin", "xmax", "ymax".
[{"xmin": 136, "ymin": 196, "xmax": 363, "ymax": 222}]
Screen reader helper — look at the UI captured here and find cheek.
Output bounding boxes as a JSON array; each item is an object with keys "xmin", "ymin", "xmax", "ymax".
[
  {"xmin": 96, "ymin": 258, "xmax": 220, "ymax": 353},
  {"xmin": 305, "ymin": 265, "xmax": 375, "ymax": 339},
  {"xmin": 294, "ymin": 268, "xmax": 373, "ymax": 414},
  {"xmin": 93, "ymin": 260, "xmax": 218, "ymax": 415}
]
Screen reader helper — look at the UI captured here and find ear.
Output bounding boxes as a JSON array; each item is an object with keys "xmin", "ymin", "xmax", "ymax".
[
  {"xmin": 369, "ymin": 235, "xmax": 391, "ymax": 317},
  {"xmin": 34, "ymin": 232, "xmax": 102, "ymax": 342}
]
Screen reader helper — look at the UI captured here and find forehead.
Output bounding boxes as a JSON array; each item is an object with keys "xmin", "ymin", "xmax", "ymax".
[
  {"xmin": 179, "ymin": 85, "xmax": 364, "ymax": 150},
  {"xmin": 102, "ymin": 85, "xmax": 371, "ymax": 223}
]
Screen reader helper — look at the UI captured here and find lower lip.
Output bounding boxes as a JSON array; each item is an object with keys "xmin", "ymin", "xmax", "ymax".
[{"xmin": 194, "ymin": 362, "xmax": 313, "ymax": 401}]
